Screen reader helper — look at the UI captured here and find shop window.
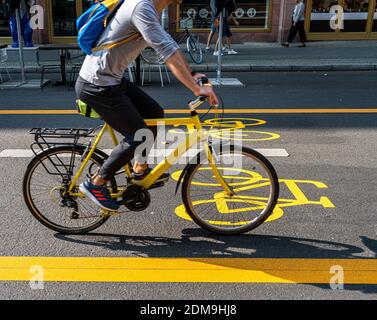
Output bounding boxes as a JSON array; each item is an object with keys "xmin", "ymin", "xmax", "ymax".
[
  {"xmin": 0, "ymin": 1, "xmax": 11, "ymax": 37},
  {"xmin": 82, "ymin": 0, "xmax": 97, "ymax": 12},
  {"xmin": 310, "ymin": 0, "xmax": 370, "ymax": 33},
  {"xmin": 51, "ymin": 0, "xmax": 77, "ymax": 36},
  {"xmin": 178, "ymin": 0, "xmax": 271, "ymax": 31},
  {"xmin": 310, "ymin": 0, "xmax": 339, "ymax": 33},
  {"xmin": 341, "ymin": 0, "xmax": 369, "ymax": 32}
]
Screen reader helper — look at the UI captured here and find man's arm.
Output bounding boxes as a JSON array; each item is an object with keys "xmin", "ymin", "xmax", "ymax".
[
  {"xmin": 229, "ymin": 13, "xmax": 240, "ymax": 26},
  {"xmin": 132, "ymin": 2, "xmax": 218, "ymax": 106},
  {"xmin": 165, "ymin": 50, "xmax": 218, "ymax": 106},
  {"xmin": 293, "ymin": 3, "xmax": 304, "ymax": 24}
]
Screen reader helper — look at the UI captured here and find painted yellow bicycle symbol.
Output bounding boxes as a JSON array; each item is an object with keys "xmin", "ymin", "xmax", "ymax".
[
  {"xmin": 173, "ymin": 168, "xmax": 335, "ymax": 225},
  {"xmin": 168, "ymin": 117, "xmax": 280, "ymax": 142}
]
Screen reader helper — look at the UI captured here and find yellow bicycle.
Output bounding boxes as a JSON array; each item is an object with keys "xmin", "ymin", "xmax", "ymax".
[{"xmin": 23, "ymin": 89, "xmax": 279, "ymax": 235}]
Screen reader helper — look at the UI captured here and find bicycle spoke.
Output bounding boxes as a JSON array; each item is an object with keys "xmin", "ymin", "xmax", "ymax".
[{"xmin": 25, "ymin": 148, "xmax": 111, "ymax": 232}]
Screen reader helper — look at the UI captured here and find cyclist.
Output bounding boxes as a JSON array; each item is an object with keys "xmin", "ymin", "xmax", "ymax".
[{"xmin": 75, "ymin": 0, "xmax": 219, "ymax": 212}]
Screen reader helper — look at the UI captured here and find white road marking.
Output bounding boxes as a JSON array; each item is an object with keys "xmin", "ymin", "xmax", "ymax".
[{"xmin": 0, "ymin": 148, "xmax": 289, "ymax": 158}]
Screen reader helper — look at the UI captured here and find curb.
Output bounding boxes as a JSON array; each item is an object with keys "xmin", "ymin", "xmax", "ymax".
[
  {"xmin": 4, "ymin": 64, "xmax": 377, "ymax": 74},
  {"xmin": 191, "ymin": 63, "xmax": 377, "ymax": 72}
]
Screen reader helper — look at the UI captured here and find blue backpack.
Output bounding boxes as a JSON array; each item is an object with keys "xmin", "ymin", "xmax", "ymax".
[{"xmin": 77, "ymin": 0, "xmax": 131, "ymax": 55}]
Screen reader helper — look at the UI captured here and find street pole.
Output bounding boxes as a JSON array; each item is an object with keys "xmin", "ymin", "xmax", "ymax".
[
  {"xmin": 15, "ymin": 8, "xmax": 26, "ymax": 84},
  {"xmin": 162, "ymin": 7, "xmax": 169, "ymax": 31},
  {"xmin": 209, "ymin": 6, "xmax": 243, "ymax": 87},
  {"xmin": 217, "ymin": 9, "xmax": 225, "ymax": 84}
]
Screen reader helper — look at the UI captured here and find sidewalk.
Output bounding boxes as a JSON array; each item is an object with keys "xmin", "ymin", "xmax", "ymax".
[
  {"xmin": 2, "ymin": 40, "xmax": 377, "ymax": 74},
  {"xmin": 191, "ymin": 41, "xmax": 377, "ymax": 72}
]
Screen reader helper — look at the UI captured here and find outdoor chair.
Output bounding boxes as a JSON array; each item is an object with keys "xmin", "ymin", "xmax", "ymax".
[
  {"xmin": 140, "ymin": 47, "xmax": 170, "ymax": 87},
  {"xmin": 0, "ymin": 48, "xmax": 12, "ymax": 83},
  {"xmin": 37, "ymin": 49, "xmax": 62, "ymax": 88},
  {"xmin": 66, "ymin": 49, "xmax": 86, "ymax": 84}
]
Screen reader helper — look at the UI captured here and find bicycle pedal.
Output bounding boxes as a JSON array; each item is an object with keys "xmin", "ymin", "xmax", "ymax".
[
  {"xmin": 149, "ymin": 182, "xmax": 166, "ymax": 190},
  {"xmin": 100, "ymin": 209, "xmax": 119, "ymax": 217}
]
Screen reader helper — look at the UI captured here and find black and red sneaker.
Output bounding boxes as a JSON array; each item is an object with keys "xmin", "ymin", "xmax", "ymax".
[{"xmin": 79, "ymin": 179, "xmax": 119, "ymax": 211}]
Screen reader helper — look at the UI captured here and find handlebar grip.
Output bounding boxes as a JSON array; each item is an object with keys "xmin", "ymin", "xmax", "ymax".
[{"xmin": 197, "ymin": 76, "xmax": 209, "ymax": 87}]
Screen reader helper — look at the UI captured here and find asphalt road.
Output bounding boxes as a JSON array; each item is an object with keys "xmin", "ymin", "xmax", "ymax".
[{"xmin": 0, "ymin": 71, "xmax": 377, "ymax": 300}]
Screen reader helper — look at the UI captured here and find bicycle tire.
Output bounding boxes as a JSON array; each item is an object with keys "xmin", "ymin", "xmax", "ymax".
[
  {"xmin": 187, "ymin": 35, "xmax": 203, "ymax": 65},
  {"xmin": 181, "ymin": 145, "xmax": 279, "ymax": 235},
  {"xmin": 23, "ymin": 145, "xmax": 117, "ymax": 234}
]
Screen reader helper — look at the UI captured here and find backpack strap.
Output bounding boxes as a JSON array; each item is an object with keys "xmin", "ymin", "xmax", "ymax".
[{"xmin": 92, "ymin": 32, "xmax": 140, "ymax": 53}]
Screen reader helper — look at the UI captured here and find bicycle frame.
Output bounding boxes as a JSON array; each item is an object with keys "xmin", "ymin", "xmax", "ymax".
[
  {"xmin": 67, "ymin": 107, "xmax": 233, "ymax": 199},
  {"xmin": 176, "ymin": 28, "xmax": 190, "ymax": 45}
]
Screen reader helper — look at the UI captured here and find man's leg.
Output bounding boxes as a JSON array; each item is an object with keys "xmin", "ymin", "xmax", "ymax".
[
  {"xmin": 10, "ymin": 16, "xmax": 19, "ymax": 48},
  {"xmin": 207, "ymin": 18, "xmax": 217, "ymax": 50},
  {"xmin": 76, "ymin": 79, "xmax": 150, "ymax": 182},
  {"xmin": 76, "ymin": 79, "xmax": 148, "ymax": 210},
  {"xmin": 21, "ymin": 14, "xmax": 34, "ymax": 47},
  {"xmin": 95, "ymin": 99, "xmax": 150, "ymax": 181},
  {"xmin": 287, "ymin": 23, "xmax": 298, "ymax": 43},
  {"xmin": 122, "ymin": 81, "xmax": 165, "ymax": 174},
  {"xmin": 298, "ymin": 21, "xmax": 307, "ymax": 44}
]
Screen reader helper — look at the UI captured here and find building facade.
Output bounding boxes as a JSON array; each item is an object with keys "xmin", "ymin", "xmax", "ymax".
[{"xmin": 1, "ymin": 0, "xmax": 377, "ymax": 45}]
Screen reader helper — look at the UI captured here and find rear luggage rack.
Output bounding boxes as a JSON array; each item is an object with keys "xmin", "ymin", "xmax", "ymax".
[
  {"xmin": 29, "ymin": 127, "xmax": 99, "ymax": 156},
  {"xmin": 28, "ymin": 127, "xmax": 102, "ymax": 178}
]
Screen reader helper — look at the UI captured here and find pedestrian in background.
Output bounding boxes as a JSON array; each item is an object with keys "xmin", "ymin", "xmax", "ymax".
[
  {"xmin": 205, "ymin": 0, "xmax": 218, "ymax": 51},
  {"xmin": 282, "ymin": 0, "xmax": 307, "ymax": 48},
  {"xmin": 206, "ymin": 0, "xmax": 239, "ymax": 55}
]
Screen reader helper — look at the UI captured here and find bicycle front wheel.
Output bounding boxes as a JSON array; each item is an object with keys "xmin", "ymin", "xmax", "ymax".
[
  {"xmin": 23, "ymin": 146, "xmax": 117, "ymax": 234},
  {"xmin": 187, "ymin": 36, "xmax": 203, "ymax": 64},
  {"xmin": 181, "ymin": 146, "xmax": 279, "ymax": 235}
]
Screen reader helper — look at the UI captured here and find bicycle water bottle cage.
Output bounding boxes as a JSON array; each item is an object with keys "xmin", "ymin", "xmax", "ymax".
[{"xmin": 77, "ymin": 100, "xmax": 102, "ymax": 119}]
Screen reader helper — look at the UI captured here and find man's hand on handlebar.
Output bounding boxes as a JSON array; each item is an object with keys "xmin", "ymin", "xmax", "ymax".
[
  {"xmin": 192, "ymin": 73, "xmax": 219, "ymax": 107},
  {"xmin": 195, "ymin": 86, "xmax": 219, "ymax": 108}
]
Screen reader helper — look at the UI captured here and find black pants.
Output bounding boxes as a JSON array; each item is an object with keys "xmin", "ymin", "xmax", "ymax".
[
  {"xmin": 287, "ymin": 20, "xmax": 307, "ymax": 43},
  {"xmin": 75, "ymin": 77, "xmax": 164, "ymax": 180}
]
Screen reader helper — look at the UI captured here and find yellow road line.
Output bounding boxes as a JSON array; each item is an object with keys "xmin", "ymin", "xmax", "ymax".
[
  {"xmin": 1, "ymin": 257, "xmax": 376, "ymax": 284},
  {"xmin": 1, "ymin": 109, "xmax": 377, "ymax": 115}
]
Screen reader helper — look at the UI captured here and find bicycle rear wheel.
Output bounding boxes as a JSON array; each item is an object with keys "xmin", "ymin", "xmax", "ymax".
[
  {"xmin": 23, "ymin": 146, "xmax": 117, "ymax": 234},
  {"xmin": 187, "ymin": 35, "xmax": 203, "ymax": 64},
  {"xmin": 181, "ymin": 145, "xmax": 279, "ymax": 235}
]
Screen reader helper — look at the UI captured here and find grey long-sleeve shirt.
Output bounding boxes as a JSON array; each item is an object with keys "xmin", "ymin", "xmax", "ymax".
[
  {"xmin": 292, "ymin": 2, "xmax": 305, "ymax": 23},
  {"xmin": 79, "ymin": 0, "xmax": 179, "ymax": 86}
]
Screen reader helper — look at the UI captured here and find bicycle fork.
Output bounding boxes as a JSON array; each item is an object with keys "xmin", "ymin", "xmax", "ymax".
[
  {"xmin": 191, "ymin": 112, "xmax": 234, "ymax": 197},
  {"xmin": 203, "ymin": 141, "xmax": 235, "ymax": 197}
]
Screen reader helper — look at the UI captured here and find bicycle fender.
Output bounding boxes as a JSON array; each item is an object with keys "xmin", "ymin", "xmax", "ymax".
[
  {"xmin": 28, "ymin": 144, "xmax": 109, "ymax": 167},
  {"xmin": 175, "ymin": 151, "xmax": 203, "ymax": 195}
]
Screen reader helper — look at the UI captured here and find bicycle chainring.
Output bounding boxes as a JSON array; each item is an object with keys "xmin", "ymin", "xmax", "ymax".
[{"xmin": 121, "ymin": 185, "xmax": 151, "ymax": 212}]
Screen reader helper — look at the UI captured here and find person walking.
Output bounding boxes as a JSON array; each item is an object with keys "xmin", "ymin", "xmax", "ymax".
[
  {"xmin": 205, "ymin": 0, "xmax": 239, "ymax": 55},
  {"xmin": 282, "ymin": 0, "xmax": 307, "ymax": 48}
]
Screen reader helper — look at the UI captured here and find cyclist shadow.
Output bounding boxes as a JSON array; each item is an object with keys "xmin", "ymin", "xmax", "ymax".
[{"xmin": 55, "ymin": 230, "xmax": 377, "ymax": 294}]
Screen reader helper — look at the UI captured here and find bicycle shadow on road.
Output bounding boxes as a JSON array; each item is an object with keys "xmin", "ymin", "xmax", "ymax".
[
  {"xmin": 54, "ymin": 228, "xmax": 364, "ymax": 259},
  {"xmin": 54, "ymin": 231, "xmax": 377, "ymax": 295}
]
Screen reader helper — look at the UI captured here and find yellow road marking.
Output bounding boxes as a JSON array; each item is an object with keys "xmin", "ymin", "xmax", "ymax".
[
  {"xmin": 0, "ymin": 257, "xmax": 376, "ymax": 284},
  {"xmin": 1, "ymin": 109, "xmax": 377, "ymax": 115}
]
